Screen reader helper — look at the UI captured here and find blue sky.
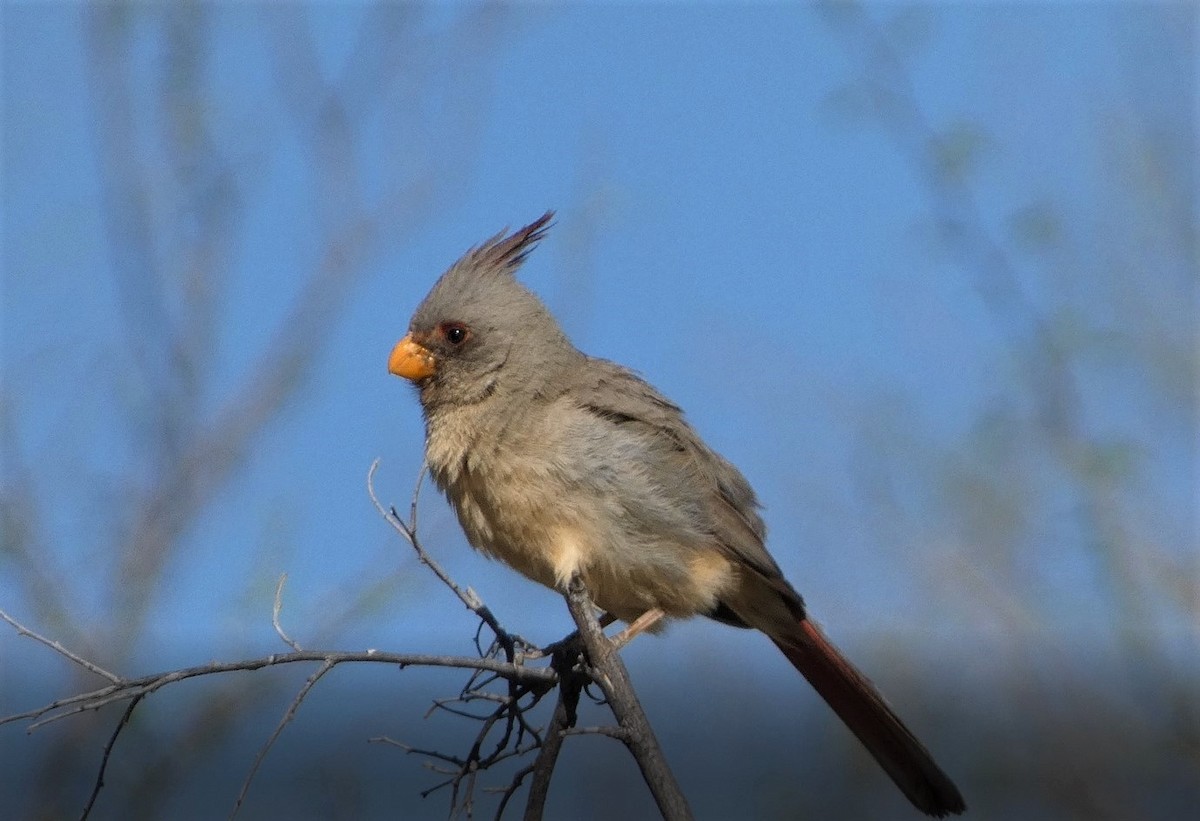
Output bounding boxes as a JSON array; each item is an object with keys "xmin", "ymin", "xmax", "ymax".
[
  {"xmin": 4, "ymin": 0, "xmax": 1193, "ymax": 683},
  {"xmin": 7, "ymin": 0, "xmax": 1190, "ymax": 662},
  {"xmin": 2, "ymin": 3, "xmax": 1195, "ymax": 818}
]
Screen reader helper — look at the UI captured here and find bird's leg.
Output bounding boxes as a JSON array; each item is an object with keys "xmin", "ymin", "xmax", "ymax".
[
  {"xmin": 608, "ymin": 609, "xmax": 665, "ymax": 650},
  {"xmin": 533, "ymin": 611, "xmax": 619, "ymax": 660}
]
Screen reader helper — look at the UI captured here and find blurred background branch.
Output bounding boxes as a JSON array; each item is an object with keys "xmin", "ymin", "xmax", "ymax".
[
  {"xmin": 4, "ymin": 4, "xmax": 515, "ymax": 817},
  {"xmin": 2, "ymin": 3, "xmax": 1195, "ymax": 819},
  {"xmin": 821, "ymin": 6, "xmax": 1196, "ymax": 817}
]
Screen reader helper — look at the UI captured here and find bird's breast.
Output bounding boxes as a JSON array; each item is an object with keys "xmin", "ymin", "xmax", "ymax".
[
  {"xmin": 422, "ymin": 403, "xmax": 571, "ymax": 582},
  {"xmin": 435, "ymin": 445, "xmax": 587, "ymax": 592},
  {"xmin": 422, "ymin": 399, "xmax": 738, "ymax": 623}
]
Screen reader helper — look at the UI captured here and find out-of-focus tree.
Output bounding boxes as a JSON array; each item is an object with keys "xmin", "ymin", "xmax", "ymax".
[
  {"xmin": 820, "ymin": 6, "xmax": 1196, "ymax": 818},
  {"xmin": 2, "ymin": 4, "xmax": 1194, "ymax": 820},
  {"xmin": 1, "ymin": 4, "xmax": 514, "ymax": 817}
]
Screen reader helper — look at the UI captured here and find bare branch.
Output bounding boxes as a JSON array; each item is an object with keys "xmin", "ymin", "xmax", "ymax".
[
  {"xmin": 0, "ymin": 609, "xmax": 120, "ymax": 684},
  {"xmin": 563, "ymin": 578, "xmax": 693, "ymax": 821},
  {"xmin": 405, "ymin": 678, "xmax": 549, "ymax": 816},
  {"xmin": 5, "ymin": 453, "xmax": 695, "ymax": 821},
  {"xmin": 492, "ymin": 762, "xmax": 536, "ymax": 821},
  {"xmin": 80, "ymin": 693, "xmax": 143, "ymax": 821},
  {"xmin": 231, "ymin": 658, "xmax": 335, "ymax": 818},
  {"xmin": 1, "ymin": 650, "xmax": 555, "ymax": 732},
  {"xmin": 522, "ymin": 679, "xmax": 581, "ymax": 821},
  {"xmin": 368, "ymin": 459, "xmax": 531, "ymax": 657}
]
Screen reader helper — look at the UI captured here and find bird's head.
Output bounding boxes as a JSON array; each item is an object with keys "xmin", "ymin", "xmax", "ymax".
[{"xmin": 389, "ymin": 212, "xmax": 579, "ymax": 409}]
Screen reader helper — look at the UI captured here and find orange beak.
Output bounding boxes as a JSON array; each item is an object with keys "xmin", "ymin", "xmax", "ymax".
[{"xmin": 388, "ymin": 334, "xmax": 437, "ymax": 381}]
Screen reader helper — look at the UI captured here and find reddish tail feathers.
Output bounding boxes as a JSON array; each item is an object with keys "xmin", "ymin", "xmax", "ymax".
[{"xmin": 772, "ymin": 619, "xmax": 966, "ymax": 817}]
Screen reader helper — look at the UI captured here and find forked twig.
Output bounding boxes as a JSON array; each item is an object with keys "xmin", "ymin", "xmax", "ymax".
[
  {"xmin": 367, "ymin": 459, "xmax": 535, "ymax": 662},
  {"xmin": 369, "ymin": 462, "xmax": 491, "ymax": 624}
]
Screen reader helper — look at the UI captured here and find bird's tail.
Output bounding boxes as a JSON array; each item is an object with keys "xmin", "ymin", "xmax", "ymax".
[{"xmin": 770, "ymin": 617, "xmax": 966, "ymax": 817}]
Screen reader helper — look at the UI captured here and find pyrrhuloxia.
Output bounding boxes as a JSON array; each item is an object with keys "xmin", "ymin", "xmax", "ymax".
[{"xmin": 388, "ymin": 213, "xmax": 966, "ymax": 817}]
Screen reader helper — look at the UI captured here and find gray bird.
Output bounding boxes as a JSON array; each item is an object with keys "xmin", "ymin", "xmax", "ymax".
[{"xmin": 388, "ymin": 213, "xmax": 966, "ymax": 817}]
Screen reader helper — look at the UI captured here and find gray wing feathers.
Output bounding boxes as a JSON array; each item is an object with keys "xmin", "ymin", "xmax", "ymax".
[{"xmin": 565, "ymin": 358, "xmax": 785, "ymax": 583}]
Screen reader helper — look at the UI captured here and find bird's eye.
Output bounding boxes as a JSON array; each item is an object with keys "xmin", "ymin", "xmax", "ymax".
[{"xmin": 442, "ymin": 323, "xmax": 469, "ymax": 346}]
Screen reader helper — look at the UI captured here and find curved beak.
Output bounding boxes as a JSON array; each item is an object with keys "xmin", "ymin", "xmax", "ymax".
[{"xmin": 388, "ymin": 334, "xmax": 437, "ymax": 381}]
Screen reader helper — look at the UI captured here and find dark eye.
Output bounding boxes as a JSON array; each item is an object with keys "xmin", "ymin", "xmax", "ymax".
[{"xmin": 441, "ymin": 323, "xmax": 469, "ymax": 346}]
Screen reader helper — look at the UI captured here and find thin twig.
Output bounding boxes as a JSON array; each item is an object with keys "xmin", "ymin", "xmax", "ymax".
[
  {"xmin": 426, "ymin": 698, "xmax": 496, "ymax": 721},
  {"xmin": 271, "ymin": 574, "xmax": 303, "ymax": 652},
  {"xmin": 493, "ymin": 762, "xmax": 536, "ymax": 821},
  {"xmin": 407, "ymin": 458, "xmax": 427, "ymax": 532},
  {"xmin": 0, "ymin": 608, "xmax": 120, "ymax": 683},
  {"xmin": 367, "ymin": 459, "xmax": 532, "ymax": 657},
  {"xmin": 230, "ymin": 658, "xmax": 335, "ymax": 819},
  {"xmin": 367, "ymin": 735, "xmax": 406, "ymax": 748},
  {"xmin": 0, "ymin": 650, "xmax": 555, "ymax": 731},
  {"xmin": 373, "ymin": 673, "xmax": 552, "ymax": 818},
  {"xmin": 79, "ymin": 693, "xmax": 144, "ymax": 821},
  {"xmin": 560, "ymin": 725, "xmax": 630, "ymax": 740},
  {"xmin": 368, "ymin": 460, "xmax": 482, "ymax": 609}
]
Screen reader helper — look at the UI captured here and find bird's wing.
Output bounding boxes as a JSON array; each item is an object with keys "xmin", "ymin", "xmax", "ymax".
[{"xmin": 564, "ymin": 358, "xmax": 786, "ymax": 584}]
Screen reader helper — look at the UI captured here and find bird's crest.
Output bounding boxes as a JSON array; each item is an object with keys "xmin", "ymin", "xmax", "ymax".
[{"xmin": 458, "ymin": 211, "xmax": 555, "ymax": 277}]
